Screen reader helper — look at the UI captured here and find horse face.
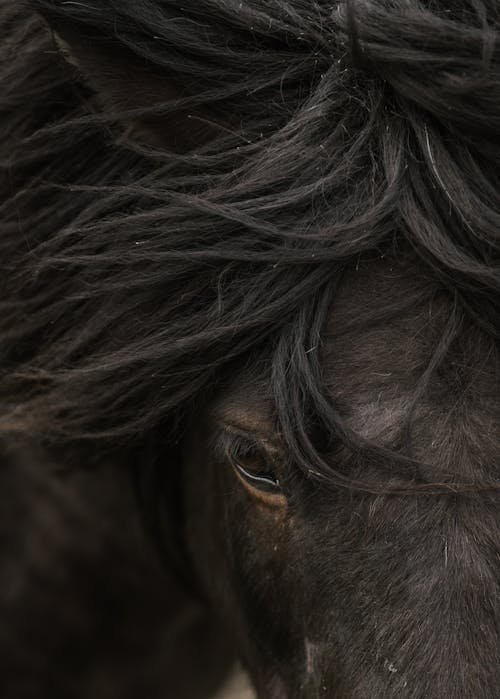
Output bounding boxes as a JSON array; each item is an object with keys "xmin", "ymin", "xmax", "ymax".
[
  {"xmin": 6, "ymin": 4, "xmax": 500, "ymax": 696},
  {"xmin": 182, "ymin": 260, "xmax": 500, "ymax": 698}
]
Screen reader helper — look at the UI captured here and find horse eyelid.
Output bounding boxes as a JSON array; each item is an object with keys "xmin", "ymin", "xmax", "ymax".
[
  {"xmin": 233, "ymin": 461, "xmax": 281, "ymax": 490},
  {"xmin": 213, "ymin": 429, "xmax": 281, "ymax": 488},
  {"xmin": 213, "ymin": 428, "xmax": 263, "ymax": 463},
  {"xmin": 227, "ymin": 435, "xmax": 271, "ymax": 467}
]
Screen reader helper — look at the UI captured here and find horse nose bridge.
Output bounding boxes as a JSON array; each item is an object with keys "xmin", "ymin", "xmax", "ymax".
[
  {"xmin": 372, "ymin": 507, "xmax": 500, "ymax": 692},
  {"xmin": 301, "ymin": 595, "xmax": 500, "ymax": 698},
  {"xmin": 302, "ymin": 495, "xmax": 500, "ymax": 698}
]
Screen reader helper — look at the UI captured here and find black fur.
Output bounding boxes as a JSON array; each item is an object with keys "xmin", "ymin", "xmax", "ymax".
[{"xmin": 1, "ymin": 2, "xmax": 500, "ymax": 697}]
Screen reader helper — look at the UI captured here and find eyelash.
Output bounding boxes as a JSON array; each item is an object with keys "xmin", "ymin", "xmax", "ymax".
[{"xmin": 217, "ymin": 431, "xmax": 281, "ymax": 492}]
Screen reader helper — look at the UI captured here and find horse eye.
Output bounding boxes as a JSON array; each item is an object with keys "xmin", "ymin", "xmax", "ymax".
[
  {"xmin": 226, "ymin": 437, "xmax": 281, "ymax": 494},
  {"xmin": 233, "ymin": 460, "xmax": 281, "ymax": 494}
]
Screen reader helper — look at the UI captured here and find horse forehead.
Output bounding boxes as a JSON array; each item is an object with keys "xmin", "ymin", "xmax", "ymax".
[
  {"xmin": 322, "ymin": 261, "xmax": 436, "ymax": 420},
  {"xmin": 322, "ymin": 259, "xmax": 500, "ymax": 463},
  {"xmin": 212, "ymin": 258, "xmax": 500, "ymax": 457},
  {"xmin": 323, "ymin": 257, "xmax": 442, "ymax": 385}
]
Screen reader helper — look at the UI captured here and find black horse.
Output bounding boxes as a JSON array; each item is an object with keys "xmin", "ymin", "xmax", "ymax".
[{"xmin": 1, "ymin": 1, "xmax": 499, "ymax": 697}]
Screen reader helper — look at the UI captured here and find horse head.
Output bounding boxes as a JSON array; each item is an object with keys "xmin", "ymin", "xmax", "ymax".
[{"xmin": 1, "ymin": 1, "xmax": 500, "ymax": 696}]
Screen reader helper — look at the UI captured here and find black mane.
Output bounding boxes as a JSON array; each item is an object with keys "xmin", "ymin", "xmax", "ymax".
[{"xmin": 1, "ymin": 1, "xmax": 499, "ymax": 489}]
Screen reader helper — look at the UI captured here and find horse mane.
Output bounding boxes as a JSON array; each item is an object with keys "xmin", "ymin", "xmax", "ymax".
[{"xmin": 1, "ymin": 1, "xmax": 499, "ymax": 489}]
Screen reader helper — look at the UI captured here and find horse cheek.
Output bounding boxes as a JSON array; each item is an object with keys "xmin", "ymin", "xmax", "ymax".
[{"xmin": 220, "ymin": 495, "xmax": 308, "ymax": 690}]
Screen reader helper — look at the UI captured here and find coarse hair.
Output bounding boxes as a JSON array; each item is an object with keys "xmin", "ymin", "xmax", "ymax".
[{"xmin": 1, "ymin": 0, "xmax": 499, "ymax": 490}]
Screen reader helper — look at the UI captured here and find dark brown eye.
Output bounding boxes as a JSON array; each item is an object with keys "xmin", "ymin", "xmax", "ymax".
[{"xmin": 226, "ymin": 435, "xmax": 282, "ymax": 495}]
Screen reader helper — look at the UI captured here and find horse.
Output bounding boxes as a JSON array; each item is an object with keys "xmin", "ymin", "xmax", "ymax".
[{"xmin": 1, "ymin": 1, "xmax": 499, "ymax": 697}]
